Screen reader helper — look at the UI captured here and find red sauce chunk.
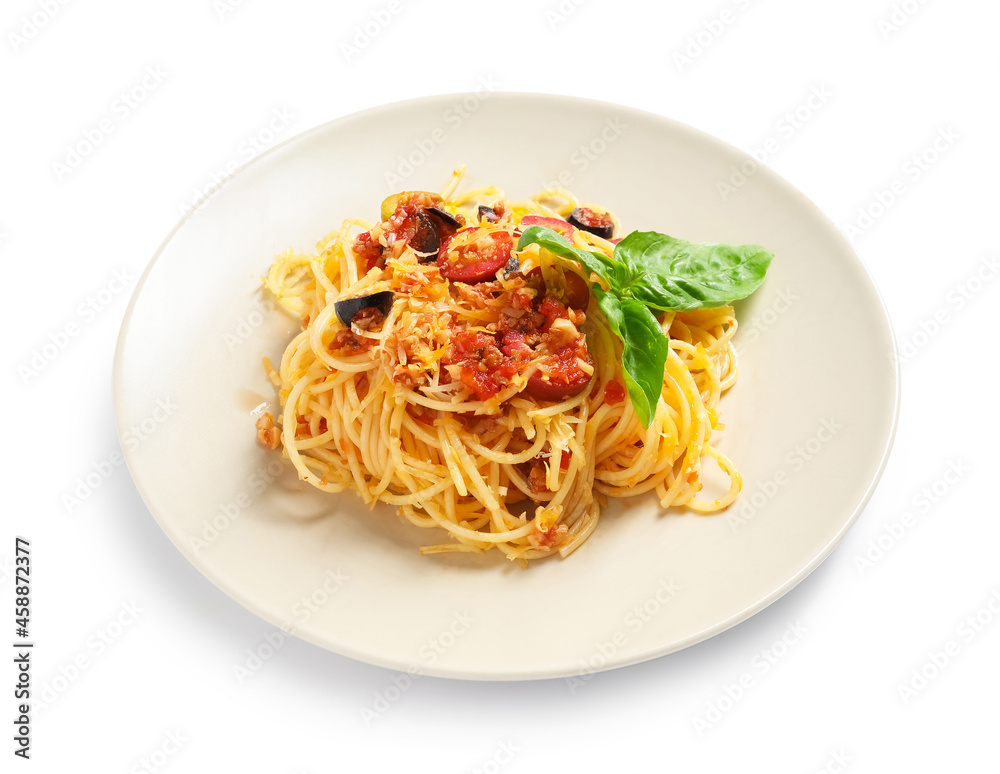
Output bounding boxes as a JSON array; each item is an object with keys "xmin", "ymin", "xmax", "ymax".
[
  {"xmin": 448, "ymin": 330, "xmax": 526, "ymax": 401},
  {"xmin": 604, "ymin": 380, "xmax": 626, "ymax": 405},
  {"xmin": 330, "ymin": 326, "xmax": 374, "ymax": 354},
  {"xmin": 537, "ymin": 296, "xmax": 569, "ymax": 329},
  {"xmin": 352, "ymin": 231, "xmax": 383, "ymax": 272},
  {"xmin": 446, "ymin": 278, "xmax": 594, "ymax": 403}
]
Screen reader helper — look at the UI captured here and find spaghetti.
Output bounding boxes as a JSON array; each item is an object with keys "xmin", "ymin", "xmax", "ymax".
[{"xmin": 257, "ymin": 168, "xmax": 743, "ymax": 562}]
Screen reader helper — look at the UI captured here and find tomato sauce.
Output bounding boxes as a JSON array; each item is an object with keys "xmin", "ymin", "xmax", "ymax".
[
  {"xmin": 449, "ymin": 330, "xmax": 528, "ymax": 401},
  {"xmin": 604, "ymin": 380, "xmax": 626, "ymax": 405},
  {"xmin": 352, "ymin": 231, "xmax": 383, "ymax": 272}
]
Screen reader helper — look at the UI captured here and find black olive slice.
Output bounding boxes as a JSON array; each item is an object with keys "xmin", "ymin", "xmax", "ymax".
[
  {"xmin": 423, "ymin": 206, "xmax": 462, "ymax": 231},
  {"xmin": 504, "ymin": 253, "xmax": 520, "ymax": 276},
  {"xmin": 334, "ymin": 291, "xmax": 394, "ymax": 327},
  {"xmin": 407, "ymin": 211, "xmax": 441, "ymax": 257},
  {"xmin": 478, "ymin": 205, "xmax": 499, "ymax": 223},
  {"xmin": 567, "ymin": 207, "xmax": 615, "ymax": 240}
]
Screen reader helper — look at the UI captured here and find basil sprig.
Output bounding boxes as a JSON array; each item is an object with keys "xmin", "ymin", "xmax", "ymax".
[{"xmin": 517, "ymin": 226, "xmax": 772, "ymax": 427}]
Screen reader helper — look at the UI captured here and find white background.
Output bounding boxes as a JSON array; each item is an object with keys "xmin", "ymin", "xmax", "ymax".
[{"xmin": 4, "ymin": 0, "xmax": 998, "ymax": 771}]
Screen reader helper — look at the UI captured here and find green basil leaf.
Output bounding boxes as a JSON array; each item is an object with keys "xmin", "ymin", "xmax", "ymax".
[
  {"xmin": 595, "ymin": 288, "xmax": 670, "ymax": 428},
  {"xmin": 614, "ymin": 231, "xmax": 773, "ymax": 311},
  {"xmin": 517, "ymin": 225, "xmax": 625, "ymax": 287}
]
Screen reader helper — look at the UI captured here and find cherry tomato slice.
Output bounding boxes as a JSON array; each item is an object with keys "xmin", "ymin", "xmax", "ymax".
[
  {"xmin": 519, "ymin": 215, "xmax": 576, "ymax": 241},
  {"xmin": 525, "ymin": 267, "xmax": 591, "ymax": 311},
  {"xmin": 525, "ymin": 347, "xmax": 594, "ymax": 401},
  {"xmin": 437, "ymin": 228, "xmax": 513, "ymax": 283}
]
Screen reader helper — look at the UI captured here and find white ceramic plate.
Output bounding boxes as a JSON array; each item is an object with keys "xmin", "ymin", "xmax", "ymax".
[{"xmin": 114, "ymin": 93, "xmax": 898, "ymax": 680}]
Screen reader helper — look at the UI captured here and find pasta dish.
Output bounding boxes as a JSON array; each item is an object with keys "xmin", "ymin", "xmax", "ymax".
[{"xmin": 256, "ymin": 167, "xmax": 772, "ymax": 563}]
